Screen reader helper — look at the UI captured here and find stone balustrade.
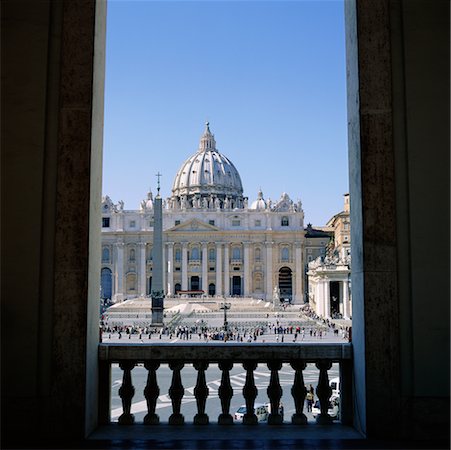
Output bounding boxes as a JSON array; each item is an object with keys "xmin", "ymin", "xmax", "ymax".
[{"xmin": 98, "ymin": 343, "xmax": 353, "ymax": 426}]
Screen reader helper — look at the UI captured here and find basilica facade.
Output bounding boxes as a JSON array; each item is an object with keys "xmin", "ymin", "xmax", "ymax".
[{"xmin": 101, "ymin": 123, "xmax": 330, "ymax": 304}]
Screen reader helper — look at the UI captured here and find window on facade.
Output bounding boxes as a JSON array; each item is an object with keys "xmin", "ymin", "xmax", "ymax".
[
  {"xmin": 308, "ymin": 255, "xmax": 313, "ymax": 262},
  {"xmin": 175, "ymin": 248, "xmax": 181, "ymax": 262},
  {"xmin": 209, "ymin": 220, "xmax": 215, "ymax": 226},
  {"xmin": 102, "ymin": 247, "xmax": 110, "ymax": 262},
  {"xmin": 129, "ymin": 248, "xmax": 135, "ymax": 261},
  {"xmin": 175, "ymin": 220, "xmax": 180, "ymax": 226},
  {"xmin": 255, "ymin": 248, "xmax": 261, "ymax": 261},
  {"xmin": 149, "ymin": 220, "xmax": 154, "ymax": 227},
  {"xmin": 147, "ymin": 247, "xmax": 153, "ymax": 261},
  {"xmin": 129, "ymin": 220, "xmax": 136, "ymax": 228},
  {"xmin": 281, "ymin": 247, "xmax": 289, "ymax": 261},
  {"xmin": 209, "ymin": 248, "xmax": 215, "ymax": 261},
  {"xmin": 232, "ymin": 247, "xmax": 241, "ymax": 260},
  {"xmin": 281, "ymin": 216, "xmax": 289, "ymax": 226},
  {"xmin": 102, "ymin": 217, "xmax": 110, "ymax": 228},
  {"xmin": 232, "ymin": 219, "xmax": 240, "ymax": 227},
  {"xmin": 191, "ymin": 247, "xmax": 200, "ymax": 260},
  {"xmin": 255, "ymin": 219, "xmax": 261, "ymax": 227},
  {"xmin": 344, "ymin": 235, "xmax": 349, "ymax": 241}
]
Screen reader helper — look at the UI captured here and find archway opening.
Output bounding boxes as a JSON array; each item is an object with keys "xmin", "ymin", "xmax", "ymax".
[
  {"xmin": 190, "ymin": 276, "xmax": 200, "ymax": 291},
  {"xmin": 278, "ymin": 266, "xmax": 292, "ymax": 300},
  {"xmin": 100, "ymin": 268, "xmax": 112, "ymax": 300},
  {"xmin": 232, "ymin": 276, "xmax": 242, "ymax": 296},
  {"xmin": 330, "ymin": 281, "xmax": 340, "ymax": 318},
  {"xmin": 208, "ymin": 283, "xmax": 216, "ymax": 296}
]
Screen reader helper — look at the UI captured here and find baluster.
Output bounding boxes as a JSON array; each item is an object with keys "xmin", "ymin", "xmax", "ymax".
[
  {"xmin": 218, "ymin": 360, "xmax": 234, "ymax": 424},
  {"xmin": 315, "ymin": 359, "xmax": 333, "ymax": 424},
  {"xmin": 290, "ymin": 360, "xmax": 307, "ymax": 424},
  {"xmin": 168, "ymin": 361, "xmax": 185, "ymax": 425},
  {"xmin": 118, "ymin": 361, "xmax": 135, "ymax": 425},
  {"xmin": 267, "ymin": 360, "xmax": 283, "ymax": 424},
  {"xmin": 193, "ymin": 361, "xmax": 209, "ymax": 425},
  {"xmin": 143, "ymin": 361, "xmax": 160, "ymax": 425},
  {"xmin": 242, "ymin": 361, "xmax": 258, "ymax": 425}
]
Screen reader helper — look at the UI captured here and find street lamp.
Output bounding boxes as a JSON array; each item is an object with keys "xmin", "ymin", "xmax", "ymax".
[{"xmin": 220, "ymin": 299, "xmax": 231, "ymax": 332}]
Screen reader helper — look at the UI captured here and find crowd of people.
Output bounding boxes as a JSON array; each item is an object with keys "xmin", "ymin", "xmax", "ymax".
[{"xmin": 101, "ymin": 318, "xmax": 350, "ymax": 342}]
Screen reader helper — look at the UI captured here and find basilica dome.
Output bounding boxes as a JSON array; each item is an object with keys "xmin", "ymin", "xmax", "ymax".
[{"xmin": 171, "ymin": 123, "xmax": 244, "ymax": 207}]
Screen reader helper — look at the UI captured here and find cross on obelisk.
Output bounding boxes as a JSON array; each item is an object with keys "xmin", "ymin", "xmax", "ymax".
[{"xmin": 156, "ymin": 172, "xmax": 162, "ymax": 196}]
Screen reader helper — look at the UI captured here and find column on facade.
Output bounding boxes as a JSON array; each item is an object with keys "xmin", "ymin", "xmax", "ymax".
[
  {"xmin": 201, "ymin": 242, "xmax": 208, "ymax": 294},
  {"xmin": 139, "ymin": 242, "xmax": 146, "ymax": 297},
  {"xmin": 294, "ymin": 242, "xmax": 303, "ymax": 304},
  {"xmin": 114, "ymin": 242, "xmax": 124, "ymax": 302},
  {"xmin": 323, "ymin": 279, "xmax": 331, "ymax": 319},
  {"xmin": 265, "ymin": 241, "xmax": 273, "ymax": 301},
  {"xmin": 181, "ymin": 242, "xmax": 188, "ymax": 291},
  {"xmin": 215, "ymin": 243, "xmax": 222, "ymax": 296},
  {"xmin": 162, "ymin": 242, "xmax": 167, "ymax": 295},
  {"xmin": 343, "ymin": 279, "xmax": 350, "ymax": 319},
  {"xmin": 167, "ymin": 242, "xmax": 174, "ymax": 296},
  {"xmin": 315, "ymin": 281, "xmax": 322, "ymax": 316},
  {"xmin": 243, "ymin": 242, "xmax": 251, "ymax": 297},
  {"xmin": 223, "ymin": 244, "xmax": 230, "ymax": 296}
]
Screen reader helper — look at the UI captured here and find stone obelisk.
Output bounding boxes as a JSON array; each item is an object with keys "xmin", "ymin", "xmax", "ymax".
[{"xmin": 151, "ymin": 173, "xmax": 164, "ymax": 325}]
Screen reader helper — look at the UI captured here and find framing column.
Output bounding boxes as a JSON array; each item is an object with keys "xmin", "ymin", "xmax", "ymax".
[
  {"xmin": 139, "ymin": 242, "xmax": 146, "ymax": 297},
  {"xmin": 201, "ymin": 242, "xmax": 208, "ymax": 295},
  {"xmin": 215, "ymin": 243, "xmax": 222, "ymax": 296},
  {"xmin": 265, "ymin": 241, "xmax": 273, "ymax": 301},
  {"xmin": 243, "ymin": 242, "xmax": 251, "ymax": 297},
  {"xmin": 223, "ymin": 244, "xmax": 230, "ymax": 296},
  {"xmin": 167, "ymin": 242, "xmax": 174, "ymax": 296},
  {"xmin": 181, "ymin": 242, "xmax": 188, "ymax": 291}
]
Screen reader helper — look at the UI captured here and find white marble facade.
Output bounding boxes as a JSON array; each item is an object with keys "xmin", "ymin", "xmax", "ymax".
[
  {"xmin": 307, "ymin": 253, "xmax": 352, "ymax": 319},
  {"xmin": 101, "ymin": 123, "xmax": 329, "ymax": 304}
]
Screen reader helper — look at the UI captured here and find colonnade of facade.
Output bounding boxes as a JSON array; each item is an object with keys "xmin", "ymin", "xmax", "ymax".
[
  {"xmin": 311, "ymin": 277, "xmax": 351, "ymax": 320},
  {"xmin": 101, "ymin": 239, "xmax": 305, "ymax": 304}
]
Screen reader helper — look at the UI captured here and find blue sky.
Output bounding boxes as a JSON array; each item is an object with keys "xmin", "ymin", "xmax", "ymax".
[{"xmin": 103, "ymin": 0, "xmax": 348, "ymax": 225}]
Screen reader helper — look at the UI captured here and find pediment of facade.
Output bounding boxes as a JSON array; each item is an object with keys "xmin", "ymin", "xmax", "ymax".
[{"xmin": 168, "ymin": 218, "xmax": 219, "ymax": 232}]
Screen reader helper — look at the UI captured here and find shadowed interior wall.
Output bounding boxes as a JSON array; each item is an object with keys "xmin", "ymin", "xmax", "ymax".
[{"xmin": 1, "ymin": 0, "xmax": 105, "ymax": 440}]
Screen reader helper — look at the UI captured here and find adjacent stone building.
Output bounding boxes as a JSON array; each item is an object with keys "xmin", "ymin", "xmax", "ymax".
[
  {"xmin": 101, "ymin": 123, "xmax": 331, "ymax": 304},
  {"xmin": 307, "ymin": 194, "xmax": 352, "ymax": 319}
]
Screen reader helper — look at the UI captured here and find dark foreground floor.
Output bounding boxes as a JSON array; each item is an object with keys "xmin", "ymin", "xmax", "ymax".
[{"xmin": 3, "ymin": 424, "xmax": 450, "ymax": 450}]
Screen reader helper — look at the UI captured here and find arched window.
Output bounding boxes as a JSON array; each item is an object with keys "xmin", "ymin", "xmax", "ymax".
[
  {"xmin": 191, "ymin": 247, "xmax": 199, "ymax": 260},
  {"xmin": 129, "ymin": 248, "xmax": 135, "ymax": 262},
  {"xmin": 255, "ymin": 247, "xmax": 261, "ymax": 261},
  {"xmin": 281, "ymin": 216, "xmax": 289, "ymax": 226},
  {"xmin": 281, "ymin": 247, "xmax": 289, "ymax": 262},
  {"xmin": 209, "ymin": 248, "xmax": 215, "ymax": 261},
  {"xmin": 232, "ymin": 247, "xmax": 241, "ymax": 260},
  {"xmin": 175, "ymin": 248, "xmax": 181, "ymax": 262},
  {"xmin": 102, "ymin": 247, "xmax": 110, "ymax": 263}
]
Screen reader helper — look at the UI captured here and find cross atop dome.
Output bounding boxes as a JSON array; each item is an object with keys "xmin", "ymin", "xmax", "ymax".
[{"xmin": 199, "ymin": 121, "xmax": 216, "ymax": 151}]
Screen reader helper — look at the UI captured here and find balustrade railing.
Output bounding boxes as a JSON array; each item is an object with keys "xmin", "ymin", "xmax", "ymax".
[{"xmin": 99, "ymin": 343, "xmax": 352, "ymax": 426}]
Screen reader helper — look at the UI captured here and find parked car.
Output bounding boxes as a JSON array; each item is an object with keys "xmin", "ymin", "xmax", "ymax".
[
  {"xmin": 329, "ymin": 377, "xmax": 340, "ymax": 396},
  {"xmin": 234, "ymin": 403, "xmax": 269, "ymax": 422},
  {"xmin": 311, "ymin": 395, "xmax": 340, "ymax": 420}
]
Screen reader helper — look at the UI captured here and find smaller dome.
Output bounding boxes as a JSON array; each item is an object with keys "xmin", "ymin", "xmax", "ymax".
[{"xmin": 250, "ymin": 189, "xmax": 267, "ymax": 210}]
